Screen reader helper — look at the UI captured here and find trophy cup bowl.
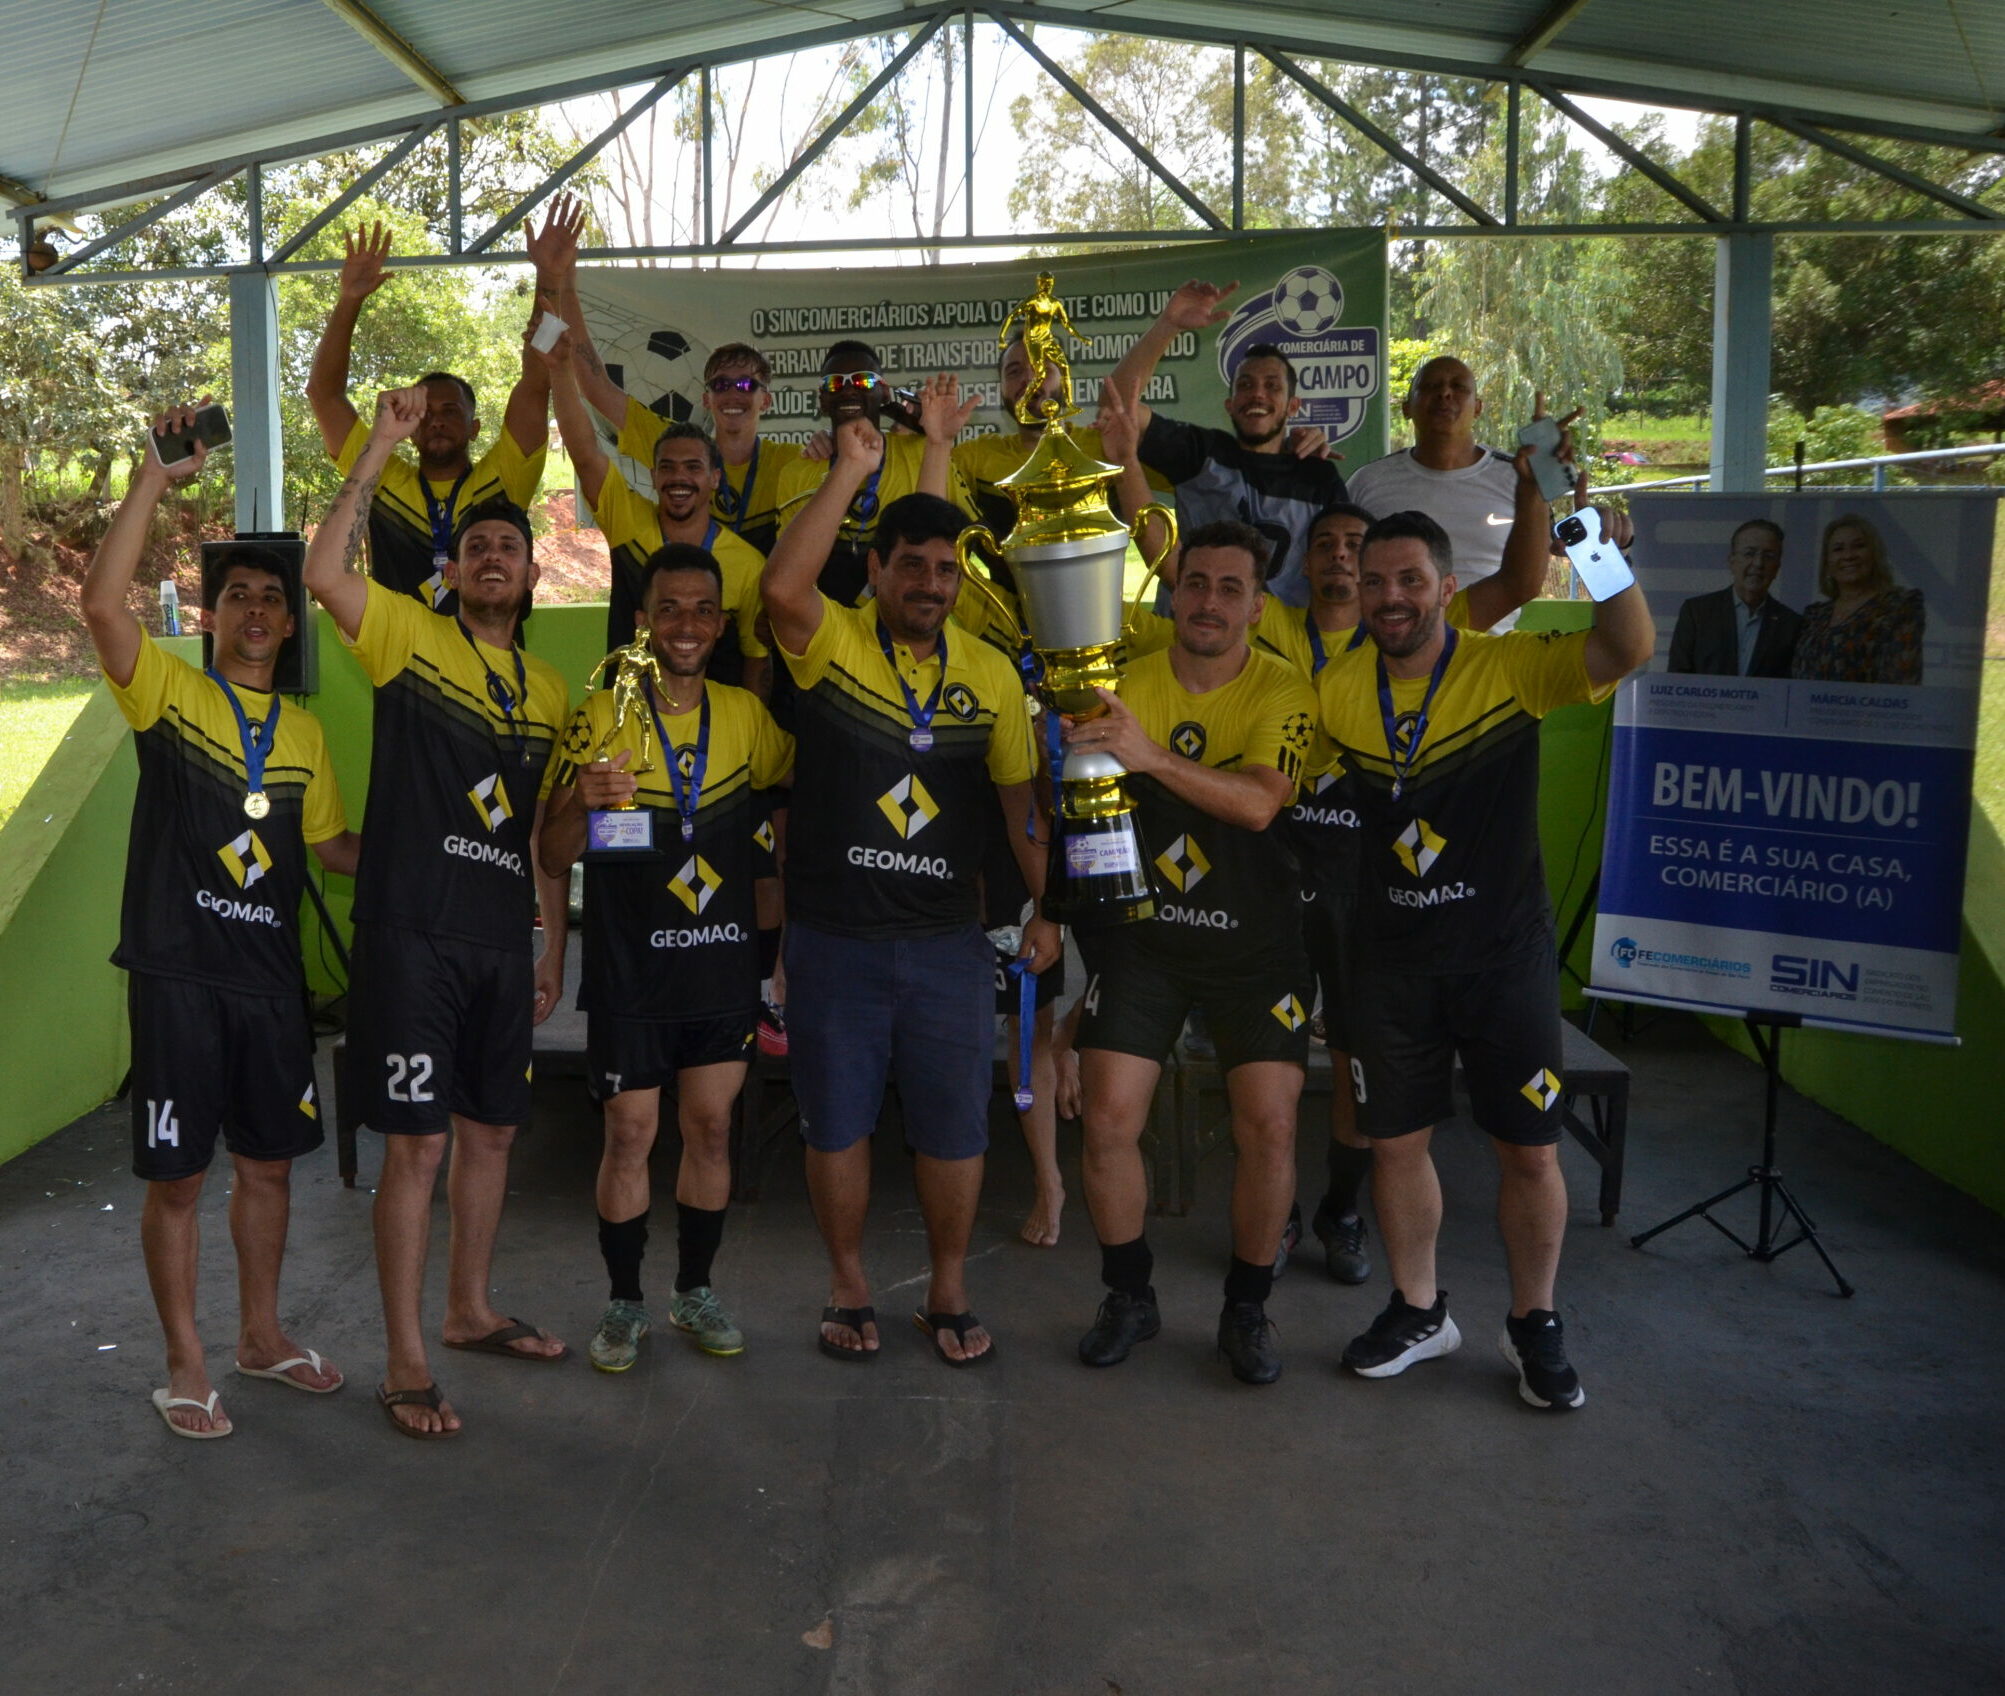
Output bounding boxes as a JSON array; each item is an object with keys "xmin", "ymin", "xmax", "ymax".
[{"xmin": 955, "ymin": 419, "xmax": 1176, "ymax": 927}]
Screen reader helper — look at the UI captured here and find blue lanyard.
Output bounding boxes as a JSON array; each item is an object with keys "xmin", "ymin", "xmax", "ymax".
[
  {"xmin": 422, "ymin": 467, "xmax": 473, "ymax": 565},
  {"xmin": 206, "ymin": 668, "xmax": 280, "ymax": 805},
  {"xmin": 1306, "ymin": 610, "xmax": 1329, "ymax": 675},
  {"xmin": 646, "ymin": 679, "xmax": 710, "ymax": 843},
  {"xmin": 701, "ymin": 518, "xmax": 720, "ymax": 554},
  {"xmin": 1005, "ymin": 956, "xmax": 1036, "ymax": 1110},
  {"xmin": 455, "ymin": 618, "xmax": 531, "ymax": 767},
  {"xmin": 877, "ymin": 616, "xmax": 947, "ymax": 751},
  {"xmin": 1376, "ymin": 627, "xmax": 1457, "ymax": 802},
  {"xmin": 716, "ymin": 444, "xmax": 758, "ymax": 527}
]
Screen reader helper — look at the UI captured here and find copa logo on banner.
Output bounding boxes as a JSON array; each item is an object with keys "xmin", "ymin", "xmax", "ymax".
[{"xmin": 1215, "ymin": 264, "xmax": 1382, "ymax": 447}]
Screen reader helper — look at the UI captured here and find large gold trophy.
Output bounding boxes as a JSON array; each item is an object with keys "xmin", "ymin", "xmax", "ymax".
[{"xmin": 957, "ymin": 275, "xmax": 1177, "ymax": 926}]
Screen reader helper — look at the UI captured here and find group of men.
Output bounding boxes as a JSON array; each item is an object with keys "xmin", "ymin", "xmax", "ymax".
[{"xmin": 89, "ymin": 199, "xmax": 1653, "ymax": 1441}]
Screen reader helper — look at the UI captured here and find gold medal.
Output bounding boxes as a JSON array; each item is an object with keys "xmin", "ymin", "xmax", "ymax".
[{"xmin": 244, "ymin": 791, "xmax": 271, "ymax": 820}]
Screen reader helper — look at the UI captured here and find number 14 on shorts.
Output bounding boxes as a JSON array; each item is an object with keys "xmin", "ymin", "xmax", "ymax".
[{"xmin": 145, "ymin": 1099, "xmax": 181, "ymax": 1147}]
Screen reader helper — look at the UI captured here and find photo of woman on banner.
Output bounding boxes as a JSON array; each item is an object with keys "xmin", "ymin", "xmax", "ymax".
[{"xmin": 1788, "ymin": 514, "xmax": 1926, "ymax": 685}]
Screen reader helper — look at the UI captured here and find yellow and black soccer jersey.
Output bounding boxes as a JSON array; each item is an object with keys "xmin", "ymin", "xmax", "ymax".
[
  {"xmin": 333, "ymin": 416, "xmax": 545, "ymax": 613},
  {"xmin": 344, "ymin": 580, "xmax": 570, "ymax": 951},
  {"xmin": 554, "ymin": 680, "xmax": 793, "ymax": 1020},
  {"xmin": 614, "ymin": 395, "xmax": 802, "ymax": 557},
  {"xmin": 1115, "ymin": 646, "xmax": 1316, "ymax": 975},
  {"xmin": 106, "ymin": 634, "xmax": 346, "ymax": 996},
  {"xmin": 589, "ymin": 459, "xmax": 769, "ymax": 683},
  {"xmin": 779, "ymin": 596, "xmax": 1036, "ymax": 937},
  {"xmin": 1317, "ymin": 627, "xmax": 1612, "ymax": 972},
  {"xmin": 776, "ymin": 434, "xmax": 975, "ymax": 607},
  {"xmin": 1252, "ymin": 588, "xmax": 1479, "ymax": 678}
]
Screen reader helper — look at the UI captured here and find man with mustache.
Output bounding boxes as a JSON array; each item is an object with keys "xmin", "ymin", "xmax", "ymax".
[
  {"xmin": 762, "ymin": 418, "xmax": 1057, "ymax": 1368},
  {"xmin": 1104, "ymin": 279, "xmax": 1349, "ymax": 607},
  {"xmin": 304, "ymin": 386, "xmax": 575, "ymax": 1438},
  {"xmin": 307, "ymin": 211, "xmax": 569, "ymax": 614},
  {"xmin": 1317, "ymin": 507, "xmax": 1652, "ymax": 1410},
  {"xmin": 83, "ymin": 405, "xmax": 360, "ymax": 1438}
]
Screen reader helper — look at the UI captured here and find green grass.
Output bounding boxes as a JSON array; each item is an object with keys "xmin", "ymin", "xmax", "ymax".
[{"xmin": 0, "ymin": 680, "xmax": 99, "ymax": 828}]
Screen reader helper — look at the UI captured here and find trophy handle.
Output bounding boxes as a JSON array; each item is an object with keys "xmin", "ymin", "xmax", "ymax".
[
  {"xmin": 1122, "ymin": 503, "xmax": 1180, "ymax": 638},
  {"xmin": 954, "ymin": 526, "xmax": 1022, "ymax": 639}
]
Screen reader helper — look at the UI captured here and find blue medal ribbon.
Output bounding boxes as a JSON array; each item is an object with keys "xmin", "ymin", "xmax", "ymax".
[
  {"xmin": 715, "ymin": 443, "xmax": 758, "ymax": 528},
  {"xmin": 852, "ymin": 462, "xmax": 883, "ymax": 527},
  {"xmin": 877, "ymin": 615, "xmax": 946, "ymax": 752},
  {"xmin": 454, "ymin": 618, "xmax": 531, "ymax": 767},
  {"xmin": 1376, "ymin": 627, "xmax": 1457, "ymax": 802},
  {"xmin": 422, "ymin": 467, "xmax": 473, "ymax": 566},
  {"xmin": 1306, "ymin": 609, "xmax": 1330, "ymax": 675},
  {"xmin": 1006, "ymin": 955, "xmax": 1037, "ymax": 1111},
  {"xmin": 647, "ymin": 679, "xmax": 710, "ymax": 843},
  {"xmin": 206, "ymin": 667, "xmax": 281, "ymax": 804}
]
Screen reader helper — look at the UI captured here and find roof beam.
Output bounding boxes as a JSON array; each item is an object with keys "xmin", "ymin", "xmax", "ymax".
[
  {"xmin": 267, "ymin": 122, "xmax": 436, "ymax": 263},
  {"xmin": 1507, "ymin": 0, "xmax": 1598, "ymax": 68},
  {"xmin": 1770, "ymin": 116, "xmax": 2004, "ymax": 220},
  {"xmin": 0, "ymin": 171, "xmax": 41, "ymax": 208},
  {"xmin": 320, "ymin": 0, "xmax": 463, "ymax": 106},
  {"xmin": 1531, "ymin": 82, "xmax": 1725, "ymax": 223},
  {"xmin": 43, "ymin": 165, "xmax": 237, "ymax": 276}
]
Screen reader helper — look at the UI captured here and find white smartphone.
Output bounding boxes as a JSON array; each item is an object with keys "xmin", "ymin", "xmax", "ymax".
[
  {"xmin": 1553, "ymin": 509, "xmax": 1635, "ymax": 601},
  {"xmin": 1516, "ymin": 416, "xmax": 1575, "ymax": 504}
]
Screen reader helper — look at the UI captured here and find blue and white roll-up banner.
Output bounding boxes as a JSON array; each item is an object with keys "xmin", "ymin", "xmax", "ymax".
[{"xmin": 1592, "ymin": 490, "xmax": 1997, "ymax": 1042}]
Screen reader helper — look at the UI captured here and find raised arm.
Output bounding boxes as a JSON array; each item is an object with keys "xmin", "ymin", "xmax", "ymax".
[
  {"xmin": 1465, "ymin": 392, "xmax": 1579, "ymax": 629},
  {"xmin": 81, "ymin": 405, "xmax": 210, "ymax": 686},
  {"xmin": 303, "ymin": 385, "xmax": 426, "ymax": 640},
  {"xmin": 1094, "ymin": 378, "xmax": 1171, "ymax": 563},
  {"xmin": 1105, "ymin": 278, "xmax": 1239, "ymax": 434},
  {"xmin": 762, "ymin": 419, "xmax": 883, "ymax": 654},
  {"xmin": 525, "ymin": 192, "xmax": 627, "ymax": 428},
  {"xmin": 1583, "ymin": 576, "xmax": 1656, "ymax": 689},
  {"xmin": 503, "ymin": 195, "xmax": 585, "ymax": 456},
  {"xmin": 1068, "ymin": 686, "xmax": 1293, "ymax": 832},
  {"xmin": 306, "ymin": 222, "xmax": 391, "ymax": 457},
  {"xmin": 539, "ymin": 334, "xmax": 612, "ymax": 508},
  {"xmin": 917, "ymin": 371, "xmax": 978, "ymax": 500}
]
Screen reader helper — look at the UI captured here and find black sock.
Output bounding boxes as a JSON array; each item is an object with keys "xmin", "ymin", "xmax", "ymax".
[
  {"xmin": 1099, "ymin": 1234, "xmax": 1154, "ymax": 1299},
  {"xmin": 1224, "ymin": 1255, "xmax": 1274, "ymax": 1309},
  {"xmin": 1322, "ymin": 1141, "xmax": 1374, "ymax": 1221},
  {"xmin": 675, "ymin": 1202, "xmax": 727, "ymax": 1293},
  {"xmin": 599, "ymin": 1210, "xmax": 649, "ymax": 1304}
]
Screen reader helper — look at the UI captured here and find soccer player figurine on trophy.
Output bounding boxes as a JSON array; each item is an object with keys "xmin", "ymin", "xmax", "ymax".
[
  {"xmin": 957, "ymin": 274, "xmax": 1177, "ymax": 925},
  {"xmin": 581, "ymin": 631, "xmax": 665, "ymax": 855}
]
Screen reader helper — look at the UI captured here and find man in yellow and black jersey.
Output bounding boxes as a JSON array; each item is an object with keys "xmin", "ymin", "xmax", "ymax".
[
  {"xmin": 306, "ymin": 387, "xmax": 576, "ymax": 1439},
  {"xmin": 764, "ymin": 420, "xmax": 1056, "ymax": 1368},
  {"xmin": 540, "ymin": 331, "xmax": 769, "ymax": 689},
  {"xmin": 1318, "ymin": 507, "xmax": 1652, "ymax": 1410},
  {"xmin": 541, "ymin": 544, "xmax": 794, "ymax": 1375},
  {"xmin": 307, "ymin": 215, "xmax": 565, "ymax": 613},
  {"xmin": 1063, "ymin": 520, "xmax": 1316, "ymax": 1386},
  {"xmin": 82, "ymin": 408, "xmax": 360, "ymax": 1437}
]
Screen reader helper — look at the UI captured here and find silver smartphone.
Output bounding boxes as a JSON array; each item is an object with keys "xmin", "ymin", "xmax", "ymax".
[
  {"xmin": 1516, "ymin": 416, "xmax": 1575, "ymax": 504},
  {"xmin": 1553, "ymin": 509, "xmax": 1635, "ymax": 601}
]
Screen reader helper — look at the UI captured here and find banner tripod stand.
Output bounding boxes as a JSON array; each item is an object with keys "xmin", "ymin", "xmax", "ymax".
[{"xmin": 1630, "ymin": 1014, "xmax": 1855, "ymax": 1297}]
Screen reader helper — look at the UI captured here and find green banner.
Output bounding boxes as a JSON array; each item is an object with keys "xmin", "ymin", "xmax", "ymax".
[{"xmin": 575, "ymin": 231, "xmax": 1388, "ymax": 461}]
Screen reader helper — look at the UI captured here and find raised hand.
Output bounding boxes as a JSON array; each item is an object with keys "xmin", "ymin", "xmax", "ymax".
[
  {"xmin": 338, "ymin": 222, "xmax": 393, "ymax": 304},
  {"xmin": 1286, "ymin": 423, "xmax": 1335, "ymax": 461},
  {"xmin": 371, "ymin": 384, "xmax": 428, "ymax": 445},
  {"xmin": 832, "ymin": 416, "xmax": 886, "ymax": 477},
  {"xmin": 524, "ymin": 193, "xmax": 585, "ymax": 283},
  {"xmin": 1160, "ymin": 279, "xmax": 1240, "ymax": 331},
  {"xmin": 142, "ymin": 399, "xmax": 215, "ymax": 487},
  {"xmin": 1094, "ymin": 378, "xmax": 1143, "ymax": 464},
  {"xmin": 917, "ymin": 372, "xmax": 979, "ymax": 442}
]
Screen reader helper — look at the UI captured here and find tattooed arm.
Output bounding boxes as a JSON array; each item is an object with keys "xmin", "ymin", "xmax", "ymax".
[{"xmin": 305, "ymin": 385, "xmax": 425, "ymax": 641}]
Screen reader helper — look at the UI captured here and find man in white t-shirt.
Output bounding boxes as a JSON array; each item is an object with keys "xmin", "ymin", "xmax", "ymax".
[{"xmin": 1345, "ymin": 356, "xmax": 1523, "ymax": 629}]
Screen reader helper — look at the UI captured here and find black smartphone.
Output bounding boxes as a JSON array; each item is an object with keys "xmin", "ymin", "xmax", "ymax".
[{"xmin": 150, "ymin": 404, "xmax": 232, "ymax": 470}]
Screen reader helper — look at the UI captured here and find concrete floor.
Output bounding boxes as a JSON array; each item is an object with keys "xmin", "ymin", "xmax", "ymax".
[{"xmin": 1, "ymin": 1009, "xmax": 2001, "ymax": 1696}]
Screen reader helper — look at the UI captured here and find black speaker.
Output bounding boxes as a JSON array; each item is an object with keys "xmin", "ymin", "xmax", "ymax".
[{"xmin": 198, "ymin": 532, "xmax": 317, "ymax": 695}]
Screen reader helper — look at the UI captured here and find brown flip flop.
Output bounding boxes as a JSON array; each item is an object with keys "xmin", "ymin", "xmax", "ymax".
[
  {"xmin": 442, "ymin": 1318, "xmax": 571, "ymax": 1363},
  {"xmin": 378, "ymin": 1382, "xmax": 459, "ymax": 1440}
]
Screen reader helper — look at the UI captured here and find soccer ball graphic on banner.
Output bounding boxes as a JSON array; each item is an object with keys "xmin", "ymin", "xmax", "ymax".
[{"xmin": 1271, "ymin": 266, "xmax": 1345, "ymax": 337}]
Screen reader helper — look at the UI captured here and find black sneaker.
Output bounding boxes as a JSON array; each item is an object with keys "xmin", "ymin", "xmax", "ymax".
[
  {"xmin": 1311, "ymin": 1199, "xmax": 1372, "ymax": 1285},
  {"xmin": 1270, "ymin": 1203, "xmax": 1304, "ymax": 1280},
  {"xmin": 1341, "ymin": 1289, "xmax": 1461, "ymax": 1378},
  {"xmin": 1077, "ymin": 1289, "xmax": 1161, "ymax": 1367},
  {"xmin": 1500, "ymin": 1309, "xmax": 1586, "ymax": 1410},
  {"xmin": 1216, "ymin": 1301, "xmax": 1282, "ymax": 1385}
]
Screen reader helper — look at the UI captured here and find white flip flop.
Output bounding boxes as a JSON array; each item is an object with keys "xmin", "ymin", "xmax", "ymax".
[
  {"xmin": 233, "ymin": 1349, "xmax": 343, "ymax": 1393},
  {"xmin": 152, "ymin": 1387, "xmax": 232, "ymax": 1439}
]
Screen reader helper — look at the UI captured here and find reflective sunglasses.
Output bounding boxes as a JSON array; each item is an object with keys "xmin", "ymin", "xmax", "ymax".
[
  {"xmin": 820, "ymin": 371, "xmax": 886, "ymax": 394},
  {"xmin": 705, "ymin": 375, "xmax": 768, "ymax": 395}
]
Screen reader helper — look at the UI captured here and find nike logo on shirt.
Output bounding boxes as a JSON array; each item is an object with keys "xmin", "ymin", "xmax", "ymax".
[{"xmin": 1483, "ymin": 512, "xmax": 1513, "ymax": 526}]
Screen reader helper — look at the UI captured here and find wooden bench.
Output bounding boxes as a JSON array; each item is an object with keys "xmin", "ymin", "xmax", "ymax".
[{"xmin": 1168, "ymin": 1015, "xmax": 1630, "ymax": 1223}]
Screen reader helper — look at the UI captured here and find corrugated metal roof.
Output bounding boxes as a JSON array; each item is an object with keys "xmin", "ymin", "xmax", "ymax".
[{"xmin": 3, "ymin": 1, "xmax": 2001, "ymax": 211}]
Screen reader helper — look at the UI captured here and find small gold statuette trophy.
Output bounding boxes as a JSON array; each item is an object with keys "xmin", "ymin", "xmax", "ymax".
[
  {"xmin": 582, "ymin": 631, "xmax": 666, "ymax": 857},
  {"xmin": 956, "ymin": 274, "xmax": 1177, "ymax": 926}
]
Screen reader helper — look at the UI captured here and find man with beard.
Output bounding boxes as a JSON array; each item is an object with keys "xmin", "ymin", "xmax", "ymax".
[
  {"xmin": 541, "ymin": 332, "xmax": 769, "ymax": 691},
  {"xmin": 1063, "ymin": 521, "xmax": 1317, "ymax": 1386},
  {"xmin": 83, "ymin": 405, "xmax": 360, "ymax": 1437},
  {"xmin": 540, "ymin": 545, "xmax": 794, "ymax": 1372},
  {"xmin": 307, "ymin": 215, "xmax": 565, "ymax": 613},
  {"xmin": 762, "ymin": 420, "xmax": 1058, "ymax": 1368},
  {"xmin": 1105, "ymin": 280, "xmax": 1347, "ymax": 606},
  {"xmin": 1318, "ymin": 508, "xmax": 1652, "ymax": 1410},
  {"xmin": 1668, "ymin": 519, "xmax": 1801, "ymax": 677},
  {"xmin": 304, "ymin": 387, "xmax": 574, "ymax": 1438}
]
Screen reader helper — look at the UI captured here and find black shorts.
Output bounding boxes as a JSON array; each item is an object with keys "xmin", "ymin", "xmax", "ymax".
[
  {"xmin": 347, "ymin": 924, "xmax": 534, "ymax": 1133},
  {"xmin": 587, "ymin": 1010, "xmax": 757, "ymax": 1100},
  {"xmin": 1075, "ymin": 932, "xmax": 1311, "ymax": 1073},
  {"xmin": 1348, "ymin": 950, "xmax": 1565, "ymax": 1146},
  {"xmin": 1300, "ymin": 884, "xmax": 1357, "ymax": 1053},
  {"xmin": 127, "ymin": 973, "xmax": 322, "ymax": 1181}
]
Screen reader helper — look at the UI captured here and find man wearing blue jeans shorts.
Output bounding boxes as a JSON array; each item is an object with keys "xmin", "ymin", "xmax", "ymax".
[{"xmin": 763, "ymin": 407, "xmax": 1058, "ymax": 1366}]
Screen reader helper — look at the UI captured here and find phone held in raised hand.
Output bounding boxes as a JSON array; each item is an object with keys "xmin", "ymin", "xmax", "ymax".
[
  {"xmin": 150, "ymin": 404, "xmax": 232, "ymax": 471},
  {"xmin": 1516, "ymin": 415, "xmax": 1575, "ymax": 504},
  {"xmin": 1553, "ymin": 509, "xmax": 1635, "ymax": 602}
]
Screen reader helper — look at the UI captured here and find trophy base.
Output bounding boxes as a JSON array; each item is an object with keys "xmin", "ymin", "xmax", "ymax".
[
  {"xmin": 1046, "ymin": 795, "xmax": 1155, "ymax": 927},
  {"xmin": 583, "ymin": 807, "xmax": 663, "ymax": 860}
]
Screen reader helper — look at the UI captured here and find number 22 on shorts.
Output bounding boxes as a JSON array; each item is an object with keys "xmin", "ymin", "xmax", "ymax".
[{"xmin": 386, "ymin": 1053, "xmax": 435, "ymax": 1103}]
